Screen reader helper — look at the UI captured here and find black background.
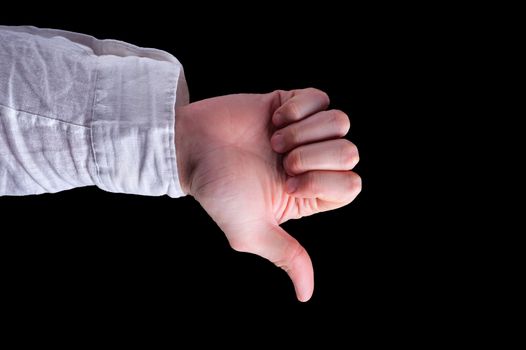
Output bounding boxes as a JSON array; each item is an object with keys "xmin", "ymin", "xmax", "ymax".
[{"xmin": 0, "ymin": 6, "xmax": 452, "ymax": 335}]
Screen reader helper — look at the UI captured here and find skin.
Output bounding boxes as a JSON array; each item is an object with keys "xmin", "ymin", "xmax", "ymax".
[{"xmin": 175, "ymin": 88, "xmax": 361, "ymax": 302}]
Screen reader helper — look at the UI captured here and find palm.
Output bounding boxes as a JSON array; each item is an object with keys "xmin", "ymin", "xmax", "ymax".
[
  {"xmin": 176, "ymin": 89, "xmax": 360, "ymax": 301},
  {"xmin": 188, "ymin": 93, "xmax": 305, "ymax": 228}
]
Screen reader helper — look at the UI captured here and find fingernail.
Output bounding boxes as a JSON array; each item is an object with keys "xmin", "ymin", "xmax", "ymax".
[
  {"xmin": 271, "ymin": 133, "xmax": 285, "ymax": 152},
  {"xmin": 286, "ymin": 177, "xmax": 299, "ymax": 193}
]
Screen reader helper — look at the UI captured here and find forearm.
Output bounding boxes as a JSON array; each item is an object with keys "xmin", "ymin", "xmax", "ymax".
[{"xmin": 0, "ymin": 25, "xmax": 188, "ymax": 196}]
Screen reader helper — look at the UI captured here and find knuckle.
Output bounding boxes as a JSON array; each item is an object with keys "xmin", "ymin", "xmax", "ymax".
[
  {"xmin": 287, "ymin": 125, "xmax": 301, "ymax": 145},
  {"xmin": 281, "ymin": 244, "xmax": 304, "ymax": 268},
  {"xmin": 340, "ymin": 141, "xmax": 359, "ymax": 169},
  {"xmin": 286, "ymin": 102, "xmax": 302, "ymax": 121},
  {"xmin": 330, "ymin": 110, "xmax": 351, "ymax": 136},
  {"xmin": 304, "ymin": 172, "xmax": 321, "ymax": 195},
  {"xmin": 284, "ymin": 150, "xmax": 304, "ymax": 174}
]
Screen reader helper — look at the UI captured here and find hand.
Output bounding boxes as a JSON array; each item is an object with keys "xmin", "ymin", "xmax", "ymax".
[{"xmin": 175, "ymin": 88, "xmax": 361, "ymax": 301}]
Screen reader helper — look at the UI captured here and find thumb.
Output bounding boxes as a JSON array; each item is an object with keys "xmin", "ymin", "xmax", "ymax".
[{"xmin": 231, "ymin": 223, "xmax": 314, "ymax": 302}]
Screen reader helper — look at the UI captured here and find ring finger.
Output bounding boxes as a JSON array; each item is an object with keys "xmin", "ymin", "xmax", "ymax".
[{"xmin": 283, "ymin": 139, "xmax": 359, "ymax": 176}]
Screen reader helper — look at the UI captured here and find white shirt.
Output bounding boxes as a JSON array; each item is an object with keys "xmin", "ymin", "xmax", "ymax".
[{"xmin": 0, "ymin": 25, "xmax": 189, "ymax": 197}]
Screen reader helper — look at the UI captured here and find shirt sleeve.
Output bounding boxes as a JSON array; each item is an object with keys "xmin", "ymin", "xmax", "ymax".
[{"xmin": 0, "ymin": 25, "xmax": 189, "ymax": 197}]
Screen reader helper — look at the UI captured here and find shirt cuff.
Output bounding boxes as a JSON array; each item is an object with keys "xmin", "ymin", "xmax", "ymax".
[{"xmin": 90, "ymin": 40, "xmax": 189, "ymax": 197}]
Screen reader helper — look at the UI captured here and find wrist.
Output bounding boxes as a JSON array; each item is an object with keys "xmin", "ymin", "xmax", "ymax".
[{"xmin": 175, "ymin": 105, "xmax": 194, "ymax": 195}]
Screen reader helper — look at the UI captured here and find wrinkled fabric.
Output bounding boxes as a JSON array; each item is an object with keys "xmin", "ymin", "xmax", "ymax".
[{"xmin": 0, "ymin": 25, "xmax": 189, "ymax": 197}]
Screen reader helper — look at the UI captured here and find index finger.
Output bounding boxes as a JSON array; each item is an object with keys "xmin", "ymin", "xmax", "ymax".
[{"xmin": 273, "ymin": 88, "xmax": 330, "ymax": 127}]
